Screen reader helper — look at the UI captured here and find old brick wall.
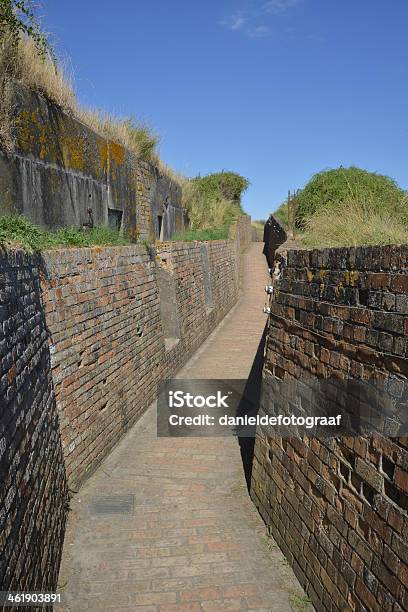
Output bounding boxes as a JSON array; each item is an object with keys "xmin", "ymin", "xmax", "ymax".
[
  {"xmin": 251, "ymin": 244, "xmax": 408, "ymax": 611},
  {"xmin": 0, "ymin": 216, "xmax": 251, "ymax": 591},
  {"xmin": 40, "ymin": 215, "xmax": 252, "ymax": 488},
  {"xmin": 0, "ymin": 249, "xmax": 68, "ymax": 594}
]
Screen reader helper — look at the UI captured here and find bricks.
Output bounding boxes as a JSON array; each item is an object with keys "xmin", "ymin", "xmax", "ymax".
[
  {"xmin": 355, "ymin": 458, "xmax": 383, "ymax": 492},
  {"xmin": 0, "ymin": 251, "xmax": 68, "ymax": 593},
  {"xmin": 251, "ymin": 243, "xmax": 408, "ymax": 612},
  {"xmin": 38, "ymin": 217, "xmax": 251, "ymax": 488},
  {"xmin": 394, "ymin": 467, "xmax": 408, "ymax": 493},
  {"xmin": 1, "ymin": 217, "xmax": 252, "ymax": 597},
  {"xmin": 55, "ymin": 242, "xmax": 312, "ymax": 611}
]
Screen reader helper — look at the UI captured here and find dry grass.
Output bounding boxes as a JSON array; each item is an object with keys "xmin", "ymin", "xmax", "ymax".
[
  {"xmin": 155, "ymin": 157, "xmax": 186, "ymax": 186},
  {"xmin": 78, "ymin": 108, "xmax": 158, "ymax": 162},
  {"xmin": 301, "ymin": 196, "xmax": 408, "ymax": 247},
  {"xmin": 0, "ymin": 77, "xmax": 14, "ymax": 153},
  {"xmin": 0, "ymin": 33, "xmax": 18, "ymax": 152},
  {"xmin": 251, "ymin": 220, "xmax": 265, "ymax": 231},
  {"xmin": 14, "ymin": 36, "xmax": 77, "ymax": 113},
  {"xmin": 0, "ymin": 34, "xmax": 180, "ymax": 178}
]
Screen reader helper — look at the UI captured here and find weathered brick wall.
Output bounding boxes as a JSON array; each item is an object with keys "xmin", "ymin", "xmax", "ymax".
[
  {"xmin": 40, "ymin": 245, "xmax": 161, "ymax": 487},
  {"xmin": 0, "ymin": 249, "xmax": 68, "ymax": 594},
  {"xmin": 0, "ymin": 216, "xmax": 251, "ymax": 591},
  {"xmin": 40, "ymin": 215, "xmax": 252, "ymax": 488},
  {"xmin": 251, "ymin": 244, "xmax": 408, "ymax": 611},
  {"xmin": 0, "ymin": 83, "xmax": 183, "ymax": 242}
]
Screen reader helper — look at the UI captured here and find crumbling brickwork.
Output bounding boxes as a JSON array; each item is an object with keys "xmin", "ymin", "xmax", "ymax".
[
  {"xmin": 251, "ymin": 244, "xmax": 408, "ymax": 611},
  {"xmin": 0, "ymin": 249, "xmax": 68, "ymax": 594}
]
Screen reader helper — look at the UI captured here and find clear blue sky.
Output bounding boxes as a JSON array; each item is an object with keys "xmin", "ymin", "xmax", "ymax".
[{"xmin": 42, "ymin": 0, "xmax": 407, "ymax": 220}]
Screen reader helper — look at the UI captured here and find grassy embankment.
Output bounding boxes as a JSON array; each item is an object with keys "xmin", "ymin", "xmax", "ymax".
[
  {"xmin": 171, "ymin": 172, "xmax": 249, "ymax": 241},
  {"xmin": 274, "ymin": 167, "xmax": 408, "ymax": 248}
]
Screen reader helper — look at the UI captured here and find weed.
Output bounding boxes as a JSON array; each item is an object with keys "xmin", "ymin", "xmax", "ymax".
[
  {"xmin": 294, "ymin": 166, "xmax": 406, "ymax": 225},
  {"xmin": 0, "ymin": 215, "xmax": 130, "ymax": 252},
  {"xmin": 289, "ymin": 593, "xmax": 312, "ymax": 611},
  {"xmin": 0, "ymin": 30, "xmax": 175, "ymax": 176}
]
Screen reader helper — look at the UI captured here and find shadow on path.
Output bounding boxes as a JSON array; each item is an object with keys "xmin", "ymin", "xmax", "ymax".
[{"xmin": 237, "ymin": 321, "xmax": 268, "ymax": 491}]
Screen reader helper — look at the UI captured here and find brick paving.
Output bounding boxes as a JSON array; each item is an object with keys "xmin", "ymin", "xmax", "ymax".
[{"xmin": 58, "ymin": 242, "xmax": 312, "ymax": 611}]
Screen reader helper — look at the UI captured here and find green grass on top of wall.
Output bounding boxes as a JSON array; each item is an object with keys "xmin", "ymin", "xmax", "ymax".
[
  {"xmin": 272, "ymin": 166, "xmax": 408, "ymax": 248},
  {"xmin": 0, "ymin": 215, "xmax": 131, "ymax": 253}
]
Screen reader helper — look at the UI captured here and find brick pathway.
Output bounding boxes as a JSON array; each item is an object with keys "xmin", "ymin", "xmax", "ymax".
[{"xmin": 58, "ymin": 242, "xmax": 312, "ymax": 612}]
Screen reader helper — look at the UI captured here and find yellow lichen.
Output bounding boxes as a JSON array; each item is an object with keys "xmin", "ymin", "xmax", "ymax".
[
  {"xmin": 349, "ymin": 271, "xmax": 359, "ymax": 287},
  {"xmin": 110, "ymin": 141, "xmax": 125, "ymax": 166},
  {"xmin": 62, "ymin": 137, "xmax": 86, "ymax": 172},
  {"xmin": 99, "ymin": 141, "xmax": 109, "ymax": 174}
]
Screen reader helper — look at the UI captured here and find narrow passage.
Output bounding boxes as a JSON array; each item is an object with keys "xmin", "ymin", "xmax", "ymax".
[{"xmin": 59, "ymin": 242, "xmax": 311, "ymax": 611}]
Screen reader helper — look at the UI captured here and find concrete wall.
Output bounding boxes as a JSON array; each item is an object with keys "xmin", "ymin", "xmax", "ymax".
[
  {"xmin": 0, "ymin": 249, "xmax": 68, "ymax": 593},
  {"xmin": 0, "ymin": 84, "xmax": 184, "ymax": 241},
  {"xmin": 251, "ymin": 244, "xmax": 408, "ymax": 611}
]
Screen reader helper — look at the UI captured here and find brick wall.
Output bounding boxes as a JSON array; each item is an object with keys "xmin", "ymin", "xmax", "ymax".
[
  {"xmin": 251, "ymin": 244, "xmax": 408, "ymax": 611},
  {"xmin": 0, "ymin": 249, "xmax": 68, "ymax": 594},
  {"xmin": 40, "ymin": 214, "xmax": 252, "ymax": 488},
  {"xmin": 0, "ymin": 215, "xmax": 251, "ymax": 592}
]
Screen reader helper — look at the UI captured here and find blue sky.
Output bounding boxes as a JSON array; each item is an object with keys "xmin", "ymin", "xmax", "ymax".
[{"xmin": 42, "ymin": 1, "xmax": 408, "ymax": 220}]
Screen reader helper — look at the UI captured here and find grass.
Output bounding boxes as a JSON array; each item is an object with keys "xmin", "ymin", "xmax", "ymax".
[
  {"xmin": 0, "ymin": 32, "xmax": 249, "ymax": 235},
  {"xmin": 252, "ymin": 219, "xmax": 266, "ymax": 234},
  {"xmin": 273, "ymin": 166, "xmax": 408, "ymax": 248},
  {"xmin": 15, "ymin": 36, "xmax": 77, "ymax": 113},
  {"xmin": 169, "ymin": 226, "xmax": 230, "ymax": 242},
  {"xmin": 0, "ymin": 33, "xmax": 249, "ymax": 236},
  {"xmin": 0, "ymin": 33, "xmax": 16, "ymax": 153},
  {"xmin": 77, "ymin": 110, "xmax": 158, "ymax": 163},
  {"xmin": 301, "ymin": 197, "xmax": 408, "ymax": 247},
  {"xmin": 0, "ymin": 34, "xmax": 178, "ymax": 175},
  {"xmin": 289, "ymin": 594, "xmax": 313, "ymax": 611},
  {"xmin": 0, "ymin": 215, "xmax": 130, "ymax": 253},
  {"xmin": 181, "ymin": 173, "xmax": 247, "ymax": 234},
  {"xmin": 252, "ymin": 219, "xmax": 266, "ymax": 228}
]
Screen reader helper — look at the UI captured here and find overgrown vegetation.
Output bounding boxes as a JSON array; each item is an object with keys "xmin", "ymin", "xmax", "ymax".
[
  {"xmin": 0, "ymin": 5, "xmax": 249, "ymax": 238},
  {"xmin": 170, "ymin": 226, "xmax": 230, "ymax": 242},
  {"xmin": 252, "ymin": 219, "xmax": 266, "ymax": 231},
  {"xmin": 182, "ymin": 171, "xmax": 248, "ymax": 234},
  {"xmin": 274, "ymin": 167, "xmax": 408, "ymax": 247},
  {"xmin": 0, "ymin": 1, "xmax": 172, "ymax": 171},
  {"xmin": 301, "ymin": 197, "xmax": 408, "ymax": 247},
  {"xmin": 0, "ymin": 0, "xmax": 51, "ymax": 56},
  {"xmin": 189, "ymin": 172, "xmax": 249, "ymax": 204},
  {"xmin": 294, "ymin": 167, "xmax": 406, "ymax": 227},
  {"xmin": 273, "ymin": 203, "xmax": 290, "ymax": 228},
  {"xmin": 0, "ymin": 215, "xmax": 130, "ymax": 252}
]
